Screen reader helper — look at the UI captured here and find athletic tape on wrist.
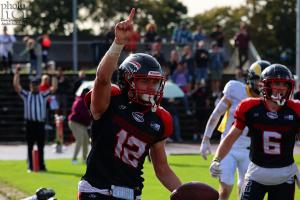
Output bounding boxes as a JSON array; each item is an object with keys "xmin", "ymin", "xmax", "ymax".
[
  {"xmin": 107, "ymin": 41, "xmax": 124, "ymax": 57},
  {"xmin": 213, "ymin": 157, "xmax": 221, "ymax": 163}
]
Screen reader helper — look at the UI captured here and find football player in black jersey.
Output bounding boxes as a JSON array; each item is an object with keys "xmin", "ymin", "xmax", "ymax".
[
  {"xmin": 210, "ymin": 64, "xmax": 300, "ymax": 200},
  {"xmin": 77, "ymin": 8, "xmax": 182, "ymax": 200}
]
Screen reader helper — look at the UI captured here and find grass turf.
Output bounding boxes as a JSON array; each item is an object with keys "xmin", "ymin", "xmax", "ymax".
[{"xmin": 0, "ymin": 155, "xmax": 299, "ymax": 199}]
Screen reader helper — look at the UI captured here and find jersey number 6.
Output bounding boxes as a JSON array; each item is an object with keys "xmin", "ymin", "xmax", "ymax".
[
  {"xmin": 115, "ymin": 129, "xmax": 147, "ymax": 168},
  {"xmin": 263, "ymin": 131, "xmax": 282, "ymax": 155}
]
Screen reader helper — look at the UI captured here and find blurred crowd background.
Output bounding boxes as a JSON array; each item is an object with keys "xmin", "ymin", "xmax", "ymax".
[{"xmin": 0, "ymin": 0, "xmax": 299, "ymax": 145}]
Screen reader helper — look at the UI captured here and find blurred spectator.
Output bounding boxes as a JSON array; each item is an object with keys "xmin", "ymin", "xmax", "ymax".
[
  {"xmin": 167, "ymin": 49, "xmax": 180, "ymax": 76},
  {"xmin": 104, "ymin": 26, "xmax": 115, "ymax": 51},
  {"xmin": 172, "ymin": 22, "xmax": 193, "ymax": 46},
  {"xmin": 0, "ymin": 26, "xmax": 16, "ymax": 74},
  {"xmin": 39, "ymin": 74, "xmax": 51, "ymax": 91},
  {"xmin": 209, "ymin": 42, "xmax": 224, "ymax": 97},
  {"xmin": 38, "ymin": 34, "xmax": 52, "ymax": 66},
  {"xmin": 235, "ymin": 67, "xmax": 245, "ymax": 83},
  {"xmin": 13, "ymin": 66, "xmax": 57, "ymax": 172},
  {"xmin": 209, "ymin": 24, "xmax": 224, "ymax": 48},
  {"xmin": 280, "ymin": 48, "xmax": 293, "ymax": 64},
  {"xmin": 56, "ymin": 67, "xmax": 70, "ymax": 116},
  {"xmin": 193, "ymin": 25, "xmax": 206, "ymax": 46},
  {"xmin": 40, "ymin": 74, "xmax": 59, "ymax": 111},
  {"xmin": 144, "ymin": 23, "xmax": 158, "ymax": 51},
  {"xmin": 72, "ymin": 70, "xmax": 86, "ymax": 95},
  {"xmin": 181, "ymin": 45, "xmax": 195, "ymax": 86},
  {"xmin": 171, "ymin": 61, "xmax": 192, "ymax": 115},
  {"xmin": 190, "ymin": 79, "xmax": 211, "ymax": 134},
  {"xmin": 151, "ymin": 37, "xmax": 166, "ymax": 68},
  {"xmin": 194, "ymin": 41, "xmax": 210, "ymax": 83},
  {"xmin": 22, "ymin": 36, "xmax": 41, "ymax": 79},
  {"xmin": 124, "ymin": 26, "xmax": 140, "ymax": 54},
  {"xmin": 234, "ymin": 23, "xmax": 250, "ymax": 69},
  {"xmin": 68, "ymin": 88, "xmax": 91, "ymax": 164},
  {"xmin": 46, "ymin": 60, "xmax": 56, "ymax": 74},
  {"xmin": 172, "ymin": 61, "xmax": 189, "ymax": 93},
  {"xmin": 161, "ymin": 98, "xmax": 183, "ymax": 142}
]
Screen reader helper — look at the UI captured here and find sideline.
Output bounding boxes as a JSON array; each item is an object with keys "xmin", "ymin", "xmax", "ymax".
[{"xmin": 1, "ymin": 142, "xmax": 300, "ymax": 160}]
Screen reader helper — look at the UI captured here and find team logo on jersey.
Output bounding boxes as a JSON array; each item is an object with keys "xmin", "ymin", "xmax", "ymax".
[
  {"xmin": 284, "ymin": 115, "xmax": 294, "ymax": 120},
  {"xmin": 132, "ymin": 112, "xmax": 144, "ymax": 123},
  {"xmin": 266, "ymin": 112, "xmax": 278, "ymax": 119},
  {"xmin": 150, "ymin": 122, "xmax": 160, "ymax": 131}
]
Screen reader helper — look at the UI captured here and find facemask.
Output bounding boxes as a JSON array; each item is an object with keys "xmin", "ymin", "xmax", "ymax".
[
  {"xmin": 141, "ymin": 94, "xmax": 157, "ymax": 112},
  {"xmin": 271, "ymin": 93, "xmax": 285, "ymax": 106}
]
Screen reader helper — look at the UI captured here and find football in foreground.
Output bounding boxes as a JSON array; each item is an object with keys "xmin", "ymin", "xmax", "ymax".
[{"xmin": 170, "ymin": 181, "xmax": 219, "ymax": 200}]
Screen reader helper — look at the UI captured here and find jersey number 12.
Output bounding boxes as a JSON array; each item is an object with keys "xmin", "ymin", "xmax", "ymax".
[{"xmin": 115, "ymin": 129, "xmax": 147, "ymax": 168}]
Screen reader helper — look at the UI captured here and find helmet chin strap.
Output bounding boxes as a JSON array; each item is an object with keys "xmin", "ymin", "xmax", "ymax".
[
  {"xmin": 271, "ymin": 93, "xmax": 286, "ymax": 106},
  {"xmin": 150, "ymin": 97, "xmax": 157, "ymax": 112},
  {"xmin": 141, "ymin": 94, "xmax": 157, "ymax": 112}
]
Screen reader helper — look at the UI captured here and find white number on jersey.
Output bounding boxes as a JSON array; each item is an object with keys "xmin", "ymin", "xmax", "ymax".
[
  {"xmin": 115, "ymin": 129, "xmax": 146, "ymax": 168},
  {"xmin": 263, "ymin": 131, "xmax": 282, "ymax": 155}
]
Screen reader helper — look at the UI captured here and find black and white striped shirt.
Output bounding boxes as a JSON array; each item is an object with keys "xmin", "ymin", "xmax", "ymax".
[{"xmin": 19, "ymin": 89, "xmax": 51, "ymax": 122}]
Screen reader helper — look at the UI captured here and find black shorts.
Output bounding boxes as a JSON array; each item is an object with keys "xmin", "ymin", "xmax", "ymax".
[{"xmin": 240, "ymin": 178, "xmax": 295, "ymax": 200}]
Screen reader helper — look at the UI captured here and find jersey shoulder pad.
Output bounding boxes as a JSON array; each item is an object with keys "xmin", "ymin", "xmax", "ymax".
[
  {"xmin": 111, "ymin": 84, "xmax": 121, "ymax": 96},
  {"xmin": 238, "ymin": 97, "xmax": 260, "ymax": 113},
  {"xmin": 156, "ymin": 106, "xmax": 173, "ymax": 137},
  {"xmin": 84, "ymin": 84, "xmax": 121, "ymax": 108},
  {"xmin": 287, "ymin": 99, "xmax": 300, "ymax": 117},
  {"xmin": 84, "ymin": 90, "xmax": 92, "ymax": 108},
  {"xmin": 223, "ymin": 80, "xmax": 245, "ymax": 99}
]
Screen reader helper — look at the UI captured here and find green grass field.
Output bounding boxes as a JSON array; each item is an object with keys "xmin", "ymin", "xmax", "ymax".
[{"xmin": 0, "ymin": 155, "xmax": 299, "ymax": 199}]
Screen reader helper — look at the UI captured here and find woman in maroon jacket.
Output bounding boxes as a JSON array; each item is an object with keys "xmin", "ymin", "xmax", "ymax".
[{"xmin": 68, "ymin": 88, "xmax": 91, "ymax": 164}]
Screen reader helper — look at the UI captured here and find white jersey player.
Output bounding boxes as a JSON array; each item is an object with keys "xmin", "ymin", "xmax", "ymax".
[{"xmin": 200, "ymin": 60, "xmax": 271, "ymax": 200}]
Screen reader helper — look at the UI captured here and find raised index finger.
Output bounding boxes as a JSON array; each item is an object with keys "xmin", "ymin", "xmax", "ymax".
[{"xmin": 127, "ymin": 8, "xmax": 135, "ymax": 22}]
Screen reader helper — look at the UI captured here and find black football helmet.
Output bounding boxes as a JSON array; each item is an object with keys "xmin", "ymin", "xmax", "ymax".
[
  {"xmin": 118, "ymin": 53, "xmax": 165, "ymax": 111},
  {"xmin": 247, "ymin": 60, "xmax": 271, "ymax": 95},
  {"xmin": 261, "ymin": 64, "xmax": 295, "ymax": 106}
]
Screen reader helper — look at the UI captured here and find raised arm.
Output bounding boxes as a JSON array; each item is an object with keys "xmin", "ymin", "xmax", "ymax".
[
  {"xmin": 13, "ymin": 66, "xmax": 22, "ymax": 93},
  {"xmin": 91, "ymin": 8, "xmax": 135, "ymax": 120}
]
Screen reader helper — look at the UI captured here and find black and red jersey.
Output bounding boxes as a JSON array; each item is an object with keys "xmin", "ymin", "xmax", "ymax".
[
  {"xmin": 82, "ymin": 85, "xmax": 173, "ymax": 195},
  {"xmin": 234, "ymin": 98, "xmax": 300, "ymax": 168}
]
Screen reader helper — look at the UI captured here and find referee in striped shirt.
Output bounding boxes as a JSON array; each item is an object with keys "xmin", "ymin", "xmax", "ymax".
[{"xmin": 13, "ymin": 67, "xmax": 57, "ymax": 172}]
